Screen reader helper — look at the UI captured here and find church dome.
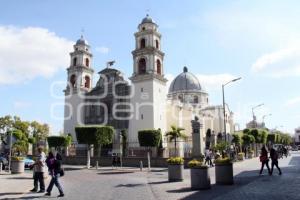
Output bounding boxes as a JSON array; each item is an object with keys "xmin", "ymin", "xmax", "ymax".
[
  {"xmin": 76, "ymin": 35, "xmax": 88, "ymax": 45},
  {"xmin": 141, "ymin": 14, "xmax": 155, "ymax": 24},
  {"xmin": 168, "ymin": 67, "xmax": 202, "ymax": 94}
]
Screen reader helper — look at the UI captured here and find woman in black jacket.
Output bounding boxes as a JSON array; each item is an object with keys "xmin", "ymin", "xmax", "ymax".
[{"xmin": 45, "ymin": 153, "xmax": 65, "ymax": 197}]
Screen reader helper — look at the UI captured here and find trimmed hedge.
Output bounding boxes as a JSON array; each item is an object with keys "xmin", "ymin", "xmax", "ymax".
[
  {"xmin": 138, "ymin": 129, "xmax": 161, "ymax": 147},
  {"xmin": 75, "ymin": 125, "xmax": 114, "ymax": 146},
  {"xmin": 47, "ymin": 136, "xmax": 67, "ymax": 148}
]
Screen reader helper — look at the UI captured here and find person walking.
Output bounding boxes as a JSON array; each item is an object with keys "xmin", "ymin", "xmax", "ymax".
[
  {"xmin": 208, "ymin": 149, "xmax": 214, "ymax": 167},
  {"xmin": 45, "ymin": 152, "xmax": 65, "ymax": 197},
  {"xmin": 204, "ymin": 149, "xmax": 210, "ymax": 166},
  {"xmin": 270, "ymin": 147, "xmax": 282, "ymax": 175},
  {"xmin": 259, "ymin": 146, "xmax": 271, "ymax": 175},
  {"xmin": 30, "ymin": 147, "xmax": 46, "ymax": 193}
]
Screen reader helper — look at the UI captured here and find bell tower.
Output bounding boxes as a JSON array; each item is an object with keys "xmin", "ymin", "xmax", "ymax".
[
  {"xmin": 128, "ymin": 15, "xmax": 168, "ymax": 147},
  {"xmin": 64, "ymin": 35, "xmax": 94, "ymax": 141}
]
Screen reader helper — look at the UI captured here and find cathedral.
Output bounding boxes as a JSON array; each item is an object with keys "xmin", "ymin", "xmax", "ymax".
[{"xmin": 63, "ymin": 15, "xmax": 235, "ymax": 156}]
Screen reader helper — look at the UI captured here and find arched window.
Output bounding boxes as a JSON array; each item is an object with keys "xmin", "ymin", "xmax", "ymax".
[
  {"xmin": 84, "ymin": 76, "xmax": 90, "ymax": 88},
  {"xmin": 70, "ymin": 74, "xmax": 76, "ymax": 88},
  {"xmin": 194, "ymin": 96, "xmax": 199, "ymax": 104},
  {"xmin": 140, "ymin": 38, "xmax": 146, "ymax": 48},
  {"xmin": 85, "ymin": 58, "xmax": 89, "ymax": 67},
  {"xmin": 155, "ymin": 40, "xmax": 159, "ymax": 49},
  {"xmin": 73, "ymin": 57, "xmax": 77, "ymax": 66},
  {"xmin": 138, "ymin": 58, "xmax": 146, "ymax": 74},
  {"xmin": 156, "ymin": 59, "xmax": 161, "ymax": 75},
  {"xmin": 142, "ymin": 27, "xmax": 146, "ymax": 31}
]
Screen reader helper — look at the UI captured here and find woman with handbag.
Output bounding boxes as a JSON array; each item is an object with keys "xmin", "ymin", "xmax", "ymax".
[
  {"xmin": 45, "ymin": 152, "xmax": 65, "ymax": 197},
  {"xmin": 259, "ymin": 146, "xmax": 271, "ymax": 175}
]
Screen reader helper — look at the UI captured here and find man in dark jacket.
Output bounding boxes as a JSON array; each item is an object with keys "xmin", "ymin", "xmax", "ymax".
[{"xmin": 270, "ymin": 147, "xmax": 282, "ymax": 175}]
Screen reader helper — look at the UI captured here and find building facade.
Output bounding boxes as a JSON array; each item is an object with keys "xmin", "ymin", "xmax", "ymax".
[{"xmin": 63, "ymin": 15, "xmax": 236, "ymax": 155}]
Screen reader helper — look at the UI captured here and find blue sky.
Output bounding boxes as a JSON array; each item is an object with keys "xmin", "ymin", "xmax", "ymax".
[{"xmin": 0, "ymin": 0, "xmax": 299, "ymax": 134}]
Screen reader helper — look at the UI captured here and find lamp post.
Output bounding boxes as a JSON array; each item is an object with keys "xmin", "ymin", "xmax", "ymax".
[
  {"xmin": 262, "ymin": 113, "xmax": 272, "ymax": 123},
  {"xmin": 252, "ymin": 103, "xmax": 264, "ymax": 120},
  {"xmin": 251, "ymin": 103, "xmax": 264, "ymax": 128},
  {"xmin": 222, "ymin": 77, "xmax": 242, "ymax": 143}
]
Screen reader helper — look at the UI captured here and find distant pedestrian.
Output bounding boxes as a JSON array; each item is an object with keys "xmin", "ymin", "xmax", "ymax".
[
  {"xmin": 208, "ymin": 149, "xmax": 214, "ymax": 167},
  {"xmin": 204, "ymin": 149, "xmax": 210, "ymax": 166},
  {"xmin": 45, "ymin": 152, "xmax": 65, "ymax": 197},
  {"xmin": 259, "ymin": 146, "xmax": 271, "ymax": 175},
  {"xmin": 270, "ymin": 147, "xmax": 282, "ymax": 175},
  {"xmin": 30, "ymin": 147, "xmax": 46, "ymax": 193}
]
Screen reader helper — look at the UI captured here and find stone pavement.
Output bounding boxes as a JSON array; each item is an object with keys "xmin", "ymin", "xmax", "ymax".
[{"xmin": 0, "ymin": 152, "xmax": 299, "ymax": 200}]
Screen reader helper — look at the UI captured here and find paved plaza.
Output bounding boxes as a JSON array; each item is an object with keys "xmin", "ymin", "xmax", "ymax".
[{"xmin": 1, "ymin": 152, "xmax": 300, "ymax": 200}]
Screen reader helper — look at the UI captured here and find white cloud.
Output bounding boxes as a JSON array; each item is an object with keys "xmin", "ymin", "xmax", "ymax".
[
  {"xmin": 165, "ymin": 73, "xmax": 238, "ymax": 92},
  {"xmin": 13, "ymin": 101, "xmax": 31, "ymax": 109},
  {"xmin": 251, "ymin": 46, "xmax": 300, "ymax": 78},
  {"xmin": 0, "ymin": 26, "xmax": 73, "ymax": 85},
  {"xmin": 285, "ymin": 96, "xmax": 300, "ymax": 107},
  {"xmin": 95, "ymin": 46, "xmax": 110, "ymax": 54}
]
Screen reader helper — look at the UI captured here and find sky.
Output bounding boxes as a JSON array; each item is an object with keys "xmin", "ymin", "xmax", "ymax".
[{"xmin": 0, "ymin": 0, "xmax": 299, "ymax": 135}]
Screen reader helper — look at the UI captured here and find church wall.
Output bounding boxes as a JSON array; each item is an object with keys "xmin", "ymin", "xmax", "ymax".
[
  {"xmin": 64, "ymin": 92, "xmax": 85, "ymax": 142},
  {"xmin": 128, "ymin": 80, "xmax": 155, "ymax": 147}
]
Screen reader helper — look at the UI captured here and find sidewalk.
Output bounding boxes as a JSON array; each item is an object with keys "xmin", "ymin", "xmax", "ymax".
[
  {"xmin": 0, "ymin": 171, "xmax": 35, "ymax": 199},
  {"xmin": 147, "ymin": 152, "xmax": 300, "ymax": 200}
]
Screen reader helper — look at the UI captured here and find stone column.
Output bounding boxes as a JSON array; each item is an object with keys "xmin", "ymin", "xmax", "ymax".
[{"xmin": 191, "ymin": 116, "xmax": 203, "ymax": 158}]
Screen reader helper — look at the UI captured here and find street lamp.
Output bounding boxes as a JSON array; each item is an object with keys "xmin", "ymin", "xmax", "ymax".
[
  {"xmin": 222, "ymin": 77, "xmax": 242, "ymax": 143},
  {"xmin": 262, "ymin": 113, "xmax": 272, "ymax": 123},
  {"xmin": 252, "ymin": 103, "xmax": 264, "ymax": 120}
]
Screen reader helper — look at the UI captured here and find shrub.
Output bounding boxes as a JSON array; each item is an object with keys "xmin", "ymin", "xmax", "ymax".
[
  {"xmin": 75, "ymin": 125, "xmax": 114, "ymax": 146},
  {"xmin": 188, "ymin": 159, "xmax": 208, "ymax": 168},
  {"xmin": 215, "ymin": 157, "xmax": 232, "ymax": 164},
  {"xmin": 47, "ymin": 136, "xmax": 66, "ymax": 148},
  {"xmin": 11, "ymin": 156, "xmax": 25, "ymax": 161},
  {"xmin": 138, "ymin": 129, "xmax": 161, "ymax": 147},
  {"xmin": 167, "ymin": 157, "xmax": 184, "ymax": 165},
  {"xmin": 238, "ymin": 152, "xmax": 245, "ymax": 156}
]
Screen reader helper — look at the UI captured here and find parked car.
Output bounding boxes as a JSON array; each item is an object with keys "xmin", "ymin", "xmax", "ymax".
[
  {"xmin": 0, "ymin": 156, "xmax": 8, "ymax": 170},
  {"xmin": 291, "ymin": 146, "xmax": 298, "ymax": 151},
  {"xmin": 24, "ymin": 157, "xmax": 34, "ymax": 168}
]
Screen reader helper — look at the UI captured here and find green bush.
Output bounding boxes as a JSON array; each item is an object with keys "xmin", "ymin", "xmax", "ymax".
[
  {"xmin": 138, "ymin": 129, "xmax": 161, "ymax": 147},
  {"xmin": 11, "ymin": 156, "xmax": 25, "ymax": 161},
  {"xmin": 47, "ymin": 136, "xmax": 66, "ymax": 148},
  {"xmin": 167, "ymin": 157, "xmax": 184, "ymax": 165},
  {"xmin": 75, "ymin": 125, "xmax": 114, "ymax": 146},
  {"xmin": 188, "ymin": 159, "xmax": 207, "ymax": 168}
]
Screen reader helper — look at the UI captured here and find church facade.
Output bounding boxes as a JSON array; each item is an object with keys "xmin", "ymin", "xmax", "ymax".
[{"xmin": 63, "ymin": 15, "xmax": 235, "ymax": 156}]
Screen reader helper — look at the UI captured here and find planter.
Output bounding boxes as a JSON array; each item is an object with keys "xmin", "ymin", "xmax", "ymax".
[
  {"xmin": 215, "ymin": 163, "xmax": 233, "ymax": 185},
  {"xmin": 190, "ymin": 167, "xmax": 211, "ymax": 190},
  {"xmin": 248, "ymin": 152, "xmax": 254, "ymax": 159},
  {"xmin": 168, "ymin": 164, "xmax": 184, "ymax": 182},
  {"xmin": 237, "ymin": 154, "xmax": 244, "ymax": 161},
  {"xmin": 11, "ymin": 160, "xmax": 25, "ymax": 174}
]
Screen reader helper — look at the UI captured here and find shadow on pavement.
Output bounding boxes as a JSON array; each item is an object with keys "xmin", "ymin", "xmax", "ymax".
[
  {"xmin": 6, "ymin": 177, "xmax": 33, "ymax": 180},
  {"xmin": 115, "ymin": 183, "xmax": 145, "ymax": 188},
  {"xmin": 97, "ymin": 171, "xmax": 134, "ymax": 175},
  {"xmin": 148, "ymin": 180, "xmax": 170, "ymax": 185},
  {"xmin": 0, "ymin": 192, "xmax": 24, "ymax": 196}
]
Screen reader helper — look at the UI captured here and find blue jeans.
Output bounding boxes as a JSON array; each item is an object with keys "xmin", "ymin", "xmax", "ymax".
[{"xmin": 46, "ymin": 174, "xmax": 64, "ymax": 195}]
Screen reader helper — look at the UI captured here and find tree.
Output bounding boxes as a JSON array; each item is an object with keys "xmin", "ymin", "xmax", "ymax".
[
  {"xmin": 242, "ymin": 134, "xmax": 255, "ymax": 156},
  {"xmin": 138, "ymin": 129, "xmax": 161, "ymax": 147},
  {"xmin": 76, "ymin": 125, "xmax": 114, "ymax": 169},
  {"xmin": 47, "ymin": 136, "xmax": 66, "ymax": 150},
  {"xmin": 267, "ymin": 134, "xmax": 276, "ymax": 144},
  {"xmin": 232, "ymin": 134, "xmax": 241, "ymax": 152},
  {"xmin": 165, "ymin": 125, "xmax": 186, "ymax": 156}
]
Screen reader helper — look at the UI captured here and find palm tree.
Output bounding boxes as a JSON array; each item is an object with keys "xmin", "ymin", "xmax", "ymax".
[{"xmin": 166, "ymin": 125, "xmax": 186, "ymax": 156}]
